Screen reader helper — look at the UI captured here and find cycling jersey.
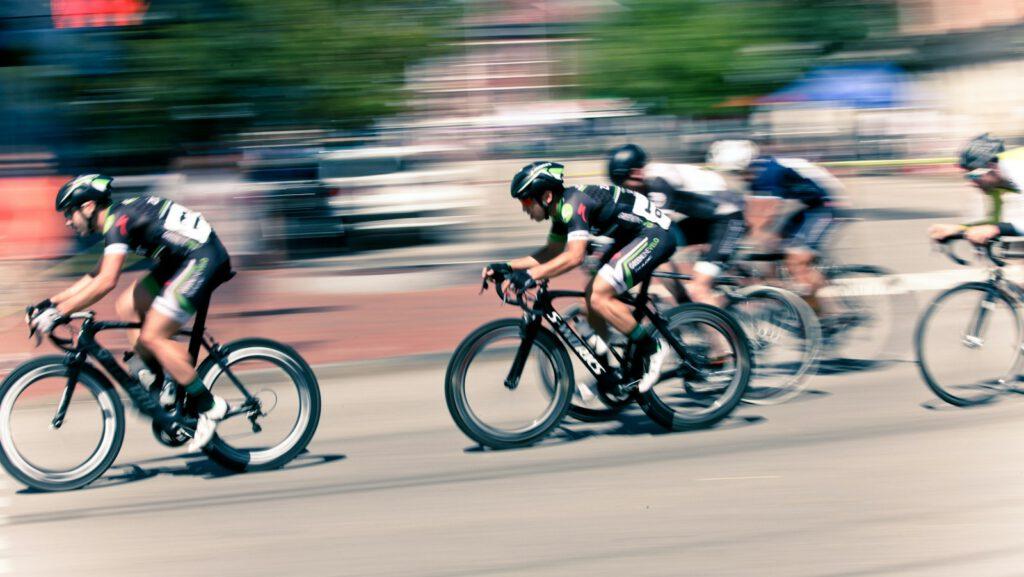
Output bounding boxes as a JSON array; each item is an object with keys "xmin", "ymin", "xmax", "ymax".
[
  {"xmin": 643, "ymin": 162, "xmax": 742, "ymax": 220},
  {"xmin": 548, "ymin": 185, "xmax": 673, "ymax": 245},
  {"xmin": 547, "ymin": 185, "xmax": 676, "ymax": 293},
  {"xmin": 748, "ymin": 156, "xmax": 842, "ymax": 208},
  {"xmin": 103, "ymin": 196, "xmax": 231, "ymax": 323},
  {"xmin": 962, "ymin": 148, "xmax": 1024, "ymax": 233},
  {"xmin": 103, "ymin": 196, "xmax": 219, "ymax": 261}
]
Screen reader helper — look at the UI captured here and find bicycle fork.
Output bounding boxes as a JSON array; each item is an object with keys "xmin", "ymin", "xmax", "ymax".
[
  {"xmin": 50, "ymin": 353, "xmax": 84, "ymax": 429},
  {"xmin": 963, "ymin": 291, "xmax": 999, "ymax": 348},
  {"xmin": 504, "ymin": 313, "xmax": 543, "ymax": 390}
]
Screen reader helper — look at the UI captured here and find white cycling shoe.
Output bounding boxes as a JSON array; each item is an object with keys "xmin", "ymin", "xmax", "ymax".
[
  {"xmin": 637, "ymin": 338, "xmax": 668, "ymax": 394},
  {"xmin": 188, "ymin": 395, "xmax": 229, "ymax": 452}
]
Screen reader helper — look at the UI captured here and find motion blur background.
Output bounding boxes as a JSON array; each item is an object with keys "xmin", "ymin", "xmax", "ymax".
[{"xmin": 2, "ymin": 0, "xmax": 1024, "ymax": 340}]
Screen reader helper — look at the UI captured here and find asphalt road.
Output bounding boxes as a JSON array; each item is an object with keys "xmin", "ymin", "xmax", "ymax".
[
  {"xmin": 5, "ymin": 331, "xmax": 1024, "ymax": 577},
  {"xmin": 4, "ymin": 172, "xmax": 1024, "ymax": 576}
]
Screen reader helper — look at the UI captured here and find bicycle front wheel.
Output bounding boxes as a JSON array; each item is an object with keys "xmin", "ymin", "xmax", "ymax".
[
  {"xmin": 199, "ymin": 339, "xmax": 321, "ymax": 471},
  {"xmin": 638, "ymin": 304, "xmax": 752, "ymax": 430},
  {"xmin": 915, "ymin": 282, "xmax": 1023, "ymax": 406},
  {"xmin": 818, "ymin": 265, "xmax": 898, "ymax": 362},
  {"xmin": 729, "ymin": 285, "xmax": 821, "ymax": 405},
  {"xmin": 445, "ymin": 319, "xmax": 574, "ymax": 449},
  {"xmin": 0, "ymin": 357, "xmax": 124, "ymax": 491}
]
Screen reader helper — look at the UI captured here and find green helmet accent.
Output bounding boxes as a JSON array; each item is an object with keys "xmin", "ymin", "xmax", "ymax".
[
  {"xmin": 56, "ymin": 174, "xmax": 114, "ymax": 212},
  {"xmin": 511, "ymin": 161, "xmax": 565, "ymax": 200}
]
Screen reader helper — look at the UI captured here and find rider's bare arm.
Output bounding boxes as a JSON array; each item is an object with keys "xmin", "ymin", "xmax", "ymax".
[
  {"xmin": 50, "ymin": 269, "xmax": 99, "ymax": 304},
  {"xmin": 53, "ymin": 253, "xmax": 126, "ymax": 315},
  {"xmin": 507, "ymin": 239, "xmax": 566, "ymax": 270},
  {"xmin": 526, "ymin": 239, "xmax": 587, "ymax": 281}
]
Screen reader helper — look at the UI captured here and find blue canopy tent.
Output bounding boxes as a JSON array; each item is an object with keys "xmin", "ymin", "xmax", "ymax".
[{"xmin": 759, "ymin": 64, "xmax": 907, "ymax": 109}]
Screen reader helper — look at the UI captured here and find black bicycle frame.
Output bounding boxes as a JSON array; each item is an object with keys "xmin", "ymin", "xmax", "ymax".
[
  {"xmin": 502, "ymin": 276, "xmax": 695, "ymax": 388},
  {"xmin": 50, "ymin": 309, "xmax": 256, "ymax": 433}
]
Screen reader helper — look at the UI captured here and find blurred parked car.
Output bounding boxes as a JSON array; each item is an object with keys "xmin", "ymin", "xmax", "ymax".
[
  {"xmin": 239, "ymin": 146, "xmax": 345, "ymax": 258},
  {"xmin": 318, "ymin": 145, "xmax": 480, "ymax": 248}
]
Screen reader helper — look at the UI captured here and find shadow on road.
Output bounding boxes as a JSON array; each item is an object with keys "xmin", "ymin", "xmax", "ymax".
[
  {"xmin": 17, "ymin": 452, "xmax": 347, "ymax": 494},
  {"xmin": 461, "ymin": 410, "xmax": 767, "ymax": 453},
  {"xmin": 816, "ymin": 358, "xmax": 892, "ymax": 376}
]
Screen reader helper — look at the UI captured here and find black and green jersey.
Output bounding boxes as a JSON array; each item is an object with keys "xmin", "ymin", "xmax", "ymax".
[
  {"xmin": 547, "ymin": 185, "xmax": 672, "ymax": 245},
  {"xmin": 102, "ymin": 196, "xmax": 218, "ymax": 262}
]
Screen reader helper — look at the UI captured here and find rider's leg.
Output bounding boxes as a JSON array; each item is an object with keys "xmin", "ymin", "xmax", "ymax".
[
  {"xmin": 115, "ymin": 277, "xmax": 159, "ymax": 366},
  {"xmin": 138, "ymin": 311, "xmax": 201, "ymax": 396},
  {"xmin": 591, "ymin": 229, "xmax": 677, "ymax": 391},
  {"xmin": 783, "ymin": 207, "xmax": 835, "ymax": 314},
  {"xmin": 785, "ymin": 248, "xmax": 826, "ymax": 312}
]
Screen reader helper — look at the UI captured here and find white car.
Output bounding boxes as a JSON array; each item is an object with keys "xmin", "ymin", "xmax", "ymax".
[{"xmin": 319, "ymin": 145, "xmax": 481, "ymax": 248}]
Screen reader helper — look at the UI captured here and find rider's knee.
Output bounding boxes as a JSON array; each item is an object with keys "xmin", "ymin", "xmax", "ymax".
[
  {"xmin": 114, "ymin": 290, "xmax": 137, "ymax": 321},
  {"xmin": 786, "ymin": 250, "xmax": 814, "ymax": 268},
  {"xmin": 137, "ymin": 327, "xmax": 170, "ymax": 353}
]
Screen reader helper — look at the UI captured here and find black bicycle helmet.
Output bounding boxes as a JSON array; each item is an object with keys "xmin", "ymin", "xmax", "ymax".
[
  {"xmin": 608, "ymin": 144, "xmax": 647, "ymax": 185},
  {"xmin": 511, "ymin": 161, "xmax": 565, "ymax": 200},
  {"xmin": 55, "ymin": 174, "xmax": 113, "ymax": 213},
  {"xmin": 959, "ymin": 133, "xmax": 1005, "ymax": 170}
]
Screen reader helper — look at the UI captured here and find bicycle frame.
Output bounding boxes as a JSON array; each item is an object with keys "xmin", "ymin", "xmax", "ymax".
[
  {"xmin": 499, "ymin": 277, "xmax": 697, "ymax": 391},
  {"xmin": 48, "ymin": 313, "xmax": 259, "ymax": 436}
]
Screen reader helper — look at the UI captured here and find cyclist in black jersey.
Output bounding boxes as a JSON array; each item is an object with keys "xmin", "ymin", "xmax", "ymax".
[
  {"xmin": 27, "ymin": 174, "xmax": 232, "ymax": 451},
  {"xmin": 609, "ymin": 143, "xmax": 745, "ymax": 308},
  {"xmin": 483, "ymin": 161, "xmax": 677, "ymax": 393}
]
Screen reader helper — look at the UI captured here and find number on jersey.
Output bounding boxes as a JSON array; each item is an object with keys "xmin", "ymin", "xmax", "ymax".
[
  {"xmin": 164, "ymin": 203, "xmax": 212, "ymax": 243},
  {"xmin": 631, "ymin": 194, "xmax": 671, "ymax": 229}
]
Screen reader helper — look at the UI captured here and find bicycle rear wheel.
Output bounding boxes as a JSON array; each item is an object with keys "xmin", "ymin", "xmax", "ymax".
[
  {"xmin": 199, "ymin": 339, "xmax": 321, "ymax": 471},
  {"xmin": 0, "ymin": 357, "xmax": 124, "ymax": 491},
  {"xmin": 728, "ymin": 285, "xmax": 821, "ymax": 405},
  {"xmin": 915, "ymin": 282, "xmax": 1023, "ymax": 406},
  {"xmin": 638, "ymin": 303, "xmax": 752, "ymax": 430},
  {"xmin": 445, "ymin": 319, "xmax": 574, "ymax": 449}
]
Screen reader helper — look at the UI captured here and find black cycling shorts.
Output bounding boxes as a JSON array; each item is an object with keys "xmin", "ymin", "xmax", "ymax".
[
  {"xmin": 141, "ymin": 236, "xmax": 232, "ymax": 324},
  {"xmin": 597, "ymin": 225, "xmax": 677, "ymax": 294},
  {"xmin": 675, "ymin": 212, "xmax": 746, "ymax": 266},
  {"xmin": 780, "ymin": 206, "xmax": 836, "ymax": 252}
]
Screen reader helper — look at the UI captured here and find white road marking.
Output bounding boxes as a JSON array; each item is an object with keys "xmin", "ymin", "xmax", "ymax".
[{"xmin": 695, "ymin": 475, "xmax": 781, "ymax": 482}]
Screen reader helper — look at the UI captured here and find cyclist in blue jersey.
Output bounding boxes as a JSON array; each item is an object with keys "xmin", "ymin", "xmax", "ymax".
[{"xmin": 710, "ymin": 140, "xmax": 844, "ymax": 310}]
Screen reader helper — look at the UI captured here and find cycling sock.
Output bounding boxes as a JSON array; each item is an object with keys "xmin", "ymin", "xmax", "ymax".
[
  {"xmin": 628, "ymin": 324, "xmax": 651, "ymax": 343},
  {"xmin": 184, "ymin": 378, "xmax": 215, "ymax": 412}
]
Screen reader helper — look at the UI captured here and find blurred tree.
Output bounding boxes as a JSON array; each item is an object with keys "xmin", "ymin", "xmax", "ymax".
[
  {"xmin": 59, "ymin": 0, "xmax": 457, "ymax": 165},
  {"xmin": 582, "ymin": 0, "xmax": 897, "ymax": 115}
]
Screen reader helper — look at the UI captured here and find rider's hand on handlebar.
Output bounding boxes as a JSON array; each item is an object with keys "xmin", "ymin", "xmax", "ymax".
[
  {"xmin": 483, "ymin": 262, "xmax": 512, "ymax": 280},
  {"xmin": 928, "ymin": 223, "xmax": 966, "ymax": 242},
  {"xmin": 28, "ymin": 307, "xmax": 64, "ymax": 346},
  {"xmin": 964, "ymin": 224, "xmax": 1001, "ymax": 246},
  {"xmin": 508, "ymin": 270, "xmax": 537, "ymax": 292}
]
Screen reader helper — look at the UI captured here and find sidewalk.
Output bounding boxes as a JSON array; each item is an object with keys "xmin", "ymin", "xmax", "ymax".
[{"xmin": 0, "ymin": 269, "xmax": 596, "ymax": 376}]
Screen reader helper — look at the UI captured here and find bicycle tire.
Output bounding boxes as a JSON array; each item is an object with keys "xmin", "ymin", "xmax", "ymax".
[
  {"xmin": 729, "ymin": 285, "xmax": 821, "ymax": 405},
  {"xmin": 199, "ymin": 338, "xmax": 321, "ymax": 472},
  {"xmin": 0, "ymin": 357, "xmax": 124, "ymax": 491},
  {"xmin": 915, "ymin": 282, "xmax": 1024, "ymax": 406},
  {"xmin": 445, "ymin": 318, "xmax": 574, "ymax": 449},
  {"xmin": 637, "ymin": 303, "xmax": 752, "ymax": 430}
]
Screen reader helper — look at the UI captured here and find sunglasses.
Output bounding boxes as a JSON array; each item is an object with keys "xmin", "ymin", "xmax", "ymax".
[
  {"xmin": 965, "ymin": 168, "xmax": 993, "ymax": 180},
  {"xmin": 63, "ymin": 207, "xmax": 78, "ymax": 220},
  {"xmin": 520, "ymin": 198, "xmax": 536, "ymax": 208}
]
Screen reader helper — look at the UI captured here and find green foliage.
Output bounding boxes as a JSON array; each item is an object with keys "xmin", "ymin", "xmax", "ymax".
[
  {"xmin": 63, "ymin": 0, "xmax": 457, "ymax": 159},
  {"xmin": 583, "ymin": 0, "xmax": 897, "ymax": 116}
]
